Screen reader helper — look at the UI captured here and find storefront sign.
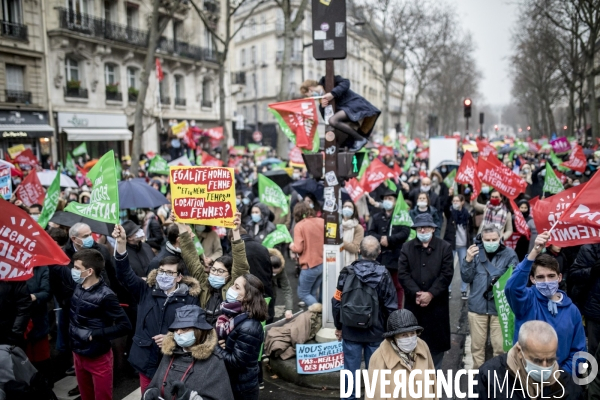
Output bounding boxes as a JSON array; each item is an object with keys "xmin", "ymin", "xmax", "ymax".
[
  {"xmin": 58, "ymin": 113, "xmax": 127, "ymax": 129},
  {"xmin": 296, "ymin": 341, "xmax": 344, "ymax": 374},
  {"xmin": 0, "ymin": 111, "xmax": 49, "ymax": 125}
]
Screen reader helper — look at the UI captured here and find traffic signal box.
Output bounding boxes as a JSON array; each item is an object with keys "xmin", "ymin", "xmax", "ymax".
[{"xmin": 302, "ymin": 151, "xmax": 365, "ymax": 180}]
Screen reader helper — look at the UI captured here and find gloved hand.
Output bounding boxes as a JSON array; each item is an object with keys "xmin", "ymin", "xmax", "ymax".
[
  {"xmin": 143, "ymin": 387, "xmax": 161, "ymax": 400},
  {"xmin": 170, "ymin": 381, "xmax": 192, "ymax": 400}
]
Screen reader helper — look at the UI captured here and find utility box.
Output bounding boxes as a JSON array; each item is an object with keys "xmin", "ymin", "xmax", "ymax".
[{"xmin": 311, "ymin": 0, "xmax": 347, "ymax": 60}]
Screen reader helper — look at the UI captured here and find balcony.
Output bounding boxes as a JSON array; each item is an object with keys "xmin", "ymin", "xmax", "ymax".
[
  {"xmin": 64, "ymin": 86, "xmax": 89, "ymax": 99},
  {"xmin": 106, "ymin": 90, "xmax": 122, "ymax": 101},
  {"xmin": 160, "ymin": 96, "xmax": 170, "ymax": 105},
  {"xmin": 276, "ymin": 51, "xmax": 302, "ymax": 63},
  {"xmin": 1, "ymin": 21, "xmax": 28, "ymax": 41},
  {"xmin": 175, "ymin": 97, "xmax": 186, "ymax": 106},
  {"xmin": 4, "ymin": 90, "xmax": 32, "ymax": 104},
  {"xmin": 128, "ymin": 88, "xmax": 139, "ymax": 102},
  {"xmin": 232, "ymin": 72, "xmax": 246, "ymax": 85},
  {"xmin": 201, "ymin": 99, "xmax": 212, "ymax": 108}
]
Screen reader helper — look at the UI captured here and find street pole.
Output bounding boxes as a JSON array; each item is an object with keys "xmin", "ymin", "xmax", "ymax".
[{"xmin": 466, "ymin": 117, "xmax": 469, "ymax": 137}]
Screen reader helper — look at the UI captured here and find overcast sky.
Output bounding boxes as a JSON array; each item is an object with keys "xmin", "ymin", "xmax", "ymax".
[{"xmin": 448, "ymin": 0, "xmax": 520, "ymax": 107}]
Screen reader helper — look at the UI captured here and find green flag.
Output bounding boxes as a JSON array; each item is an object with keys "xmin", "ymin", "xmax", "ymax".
[
  {"xmin": 72, "ymin": 142, "xmax": 87, "ymax": 157},
  {"xmin": 258, "ymin": 174, "xmax": 289, "ymax": 216},
  {"xmin": 515, "ymin": 141, "xmax": 528, "ymax": 155},
  {"xmin": 549, "ymin": 152, "xmax": 570, "ymax": 172},
  {"xmin": 443, "ymin": 169, "xmax": 457, "ymax": 188},
  {"xmin": 262, "ymin": 224, "xmax": 293, "ymax": 248},
  {"xmin": 65, "ymin": 150, "xmax": 120, "ymax": 224},
  {"xmin": 66, "ymin": 153, "xmax": 77, "ymax": 175},
  {"xmin": 356, "ymin": 151, "xmax": 370, "ymax": 180},
  {"xmin": 385, "ymin": 179, "xmax": 397, "ymax": 192},
  {"xmin": 543, "ymin": 162, "xmax": 564, "ymax": 194},
  {"xmin": 190, "ymin": 226, "xmax": 205, "ymax": 256},
  {"xmin": 493, "ymin": 266, "xmax": 516, "ymax": 352},
  {"xmin": 390, "ymin": 192, "xmax": 416, "ymax": 240},
  {"xmin": 38, "ymin": 168, "xmax": 62, "ymax": 229},
  {"xmin": 403, "ymin": 151, "xmax": 414, "ymax": 172},
  {"xmin": 247, "ymin": 143, "xmax": 260, "ymax": 153},
  {"xmin": 148, "ymin": 155, "xmax": 170, "ymax": 175},
  {"xmin": 115, "ymin": 156, "xmax": 122, "ymax": 181}
]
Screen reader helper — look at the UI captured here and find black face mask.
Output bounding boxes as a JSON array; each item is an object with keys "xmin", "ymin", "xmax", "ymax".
[{"xmin": 522, "ymin": 211, "xmax": 530, "ymax": 219}]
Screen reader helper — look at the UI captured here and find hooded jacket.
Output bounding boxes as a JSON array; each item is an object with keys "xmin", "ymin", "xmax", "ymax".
[
  {"xmin": 505, "ymin": 257, "xmax": 587, "ymax": 374},
  {"xmin": 115, "ymin": 251, "xmax": 201, "ymax": 377},
  {"xmin": 461, "ymin": 233, "xmax": 519, "ymax": 316},
  {"xmin": 245, "ymin": 203, "xmax": 276, "ymax": 242},
  {"xmin": 332, "ymin": 259, "xmax": 398, "ymax": 343},
  {"xmin": 143, "ymin": 330, "xmax": 234, "ymax": 400}
]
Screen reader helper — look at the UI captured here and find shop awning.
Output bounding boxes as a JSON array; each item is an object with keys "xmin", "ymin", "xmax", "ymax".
[
  {"xmin": 63, "ymin": 128, "xmax": 132, "ymax": 141},
  {"xmin": 1, "ymin": 124, "xmax": 54, "ymax": 138}
]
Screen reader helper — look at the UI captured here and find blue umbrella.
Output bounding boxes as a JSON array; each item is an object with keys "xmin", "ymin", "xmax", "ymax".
[
  {"xmin": 118, "ymin": 179, "xmax": 169, "ymax": 209},
  {"xmin": 261, "ymin": 158, "xmax": 283, "ymax": 166}
]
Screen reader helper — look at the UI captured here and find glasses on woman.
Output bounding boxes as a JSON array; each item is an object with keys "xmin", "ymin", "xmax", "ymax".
[{"xmin": 210, "ymin": 267, "xmax": 228, "ymax": 276}]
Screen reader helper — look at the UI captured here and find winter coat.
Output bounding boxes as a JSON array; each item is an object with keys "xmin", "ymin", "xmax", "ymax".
[
  {"xmin": 408, "ymin": 188, "xmax": 441, "ymax": 215},
  {"xmin": 25, "ymin": 267, "xmax": 51, "ymax": 342},
  {"xmin": 245, "ymin": 203, "xmax": 276, "ymax": 242},
  {"xmin": 589, "ymin": 345, "xmax": 600, "ymax": 400},
  {"xmin": 409, "ymin": 206, "xmax": 442, "ymax": 237},
  {"xmin": 180, "ymin": 234, "xmax": 250, "ymax": 325},
  {"xmin": 241, "ymin": 235, "xmax": 274, "ymax": 302},
  {"xmin": 569, "ymin": 244, "xmax": 600, "ymax": 320},
  {"xmin": 443, "ymin": 201, "xmax": 472, "ymax": 251},
  {"xmin": 366, "ymin": 338, "xmax": 436, "ymax": 400},
  {"xmin": 473, "ymin": 352, "xmax": 584, "ymax": 400},
  {"xmin": 505, "ymin": 258, "xmax": 587, "ymax": 374},
  {"xmin": 269, "ymin": 248, "xmax": 293, "ymax": 312},
  {"xmin": 0, "ymin": 281, "xmax": 32, "ymax": 346},
  {"xmin": 332, "ymin": 259, "xmax": 398, "ymax": 343},
  {"xmin": 264, "ymin": 303, "xmax": 322, "ymax": 360},
  {"xmin": 148, "ymin": 243, "xmax": 186, "ymax": 274},
  {"xmin": 367, "ymin": 210, "xmax": 411, "ymax": 271},
  {"xmin": 398, "ymin": 236, "xmax": 454, "ymax": 354},
  {"xmin": 145, "ymin": 218, "xmax": 164, "ymax": 250},
  {"xmin": 125, "ymin": 241, "xmax": 155, "ymax": 277},
  {"xmin": 115, "ymin": 251, "xmax": 201, "ymax": 378},
  {"xmin": 215, "ymin": 317, "xmax": 264, "ymax": 393},
  {"xmin": 198, "ymin": 230, "xmax": 223, "ymax": 262},
  {"xmin": 461, "ymin": 234, "xmax": 519, "ymax": 316},
  {"xmin": 143, "ymin": 330, "xmax": 234, "ymax": 400}
]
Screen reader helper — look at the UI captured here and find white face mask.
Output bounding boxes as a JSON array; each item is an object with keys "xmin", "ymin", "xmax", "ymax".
[
  {"xmin": 417, "ymin": 201, "xmax": 427, "ymax": 208},
  {"xmin": 395, "ymin": 335, "xmax": 418, "ymax": 353}
]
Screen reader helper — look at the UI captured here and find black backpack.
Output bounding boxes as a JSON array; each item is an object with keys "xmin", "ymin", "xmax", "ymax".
[{"xmin": 340, "ymin": 268, "xmax": 379, "ymax": 329}]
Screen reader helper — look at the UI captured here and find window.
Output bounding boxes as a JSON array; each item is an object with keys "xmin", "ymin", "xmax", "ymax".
[
  {"xmin": 261, "ymin": 42, "xmax": 266, "ymax": 62},
  {"xmin": 104, "ymin": 0, "xmax": 113, "ymax": 21},
  {"xmin": 261, "ymin": 69, "xmax": 267, "ymax": 97},
  {"xmin": 104, "ymin": 64, "xmax": 117, "ymax": 85},
  {"xmin": 159, "ymin": 73, "xmax": 169, "ymax": 97},
  {"xmin": 250, "ymin": 73, "xmax": 255, "ymax": 97},
  {"xmin": 65, "ymin": 58, "xmax": 79, "ymax": 82},
  {"xmin": 275, "ymin": 9, "xmax": 283, "ymax": 31},
  {"xmin": 242, "ymin": 106, "xmax": 247, "ymax": 120},
  {"xmin": 260, "ymin": 15, "xmax": 266, "ymax": 34},
  {"xmin": 249, "ymin": 18, "xmax": 255, "ymax": 36},
  {"xmin": 251, "ymin": 45, "xmax": 256, "ymax": 65},
  {"xmin": 205, "ymin": 29, "xmax": 213, "ymax": 52},
  {"xmin": 3, "ymin": 0, "xmax": 22, "ymax": 23},
  {"xmin": 126, "ymin": 4, "xmax": 138, "ymax": 28},
  {"xmin": 173, "ymin": 21, "xmax": 182, "ymax": 43},
  {"xmin": 240, "ymin": 48, "xmax": 246, "ymax": 67},
  {"xmin": 127, "ymin": 67, "xmax": 138, "ymax": 89},
  {"xmin": 67, "ymin": 0, "xmax": 90, "ymax": 15},
  {"xmin": 174, "ymin": 75, "xmax": 184, "ymax": 99},
  {"xmin": 202, "ymin": 78, "xmax": 211, "ymax": 102},
  {"xmin": 5, "ymin": 65, "xmax": 24, "ymax": 91}
]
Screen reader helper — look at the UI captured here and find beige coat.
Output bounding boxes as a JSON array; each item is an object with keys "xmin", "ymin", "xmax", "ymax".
[{"xmin": 366, "ymin": 338, "xmax": 437, "ymax": 400}]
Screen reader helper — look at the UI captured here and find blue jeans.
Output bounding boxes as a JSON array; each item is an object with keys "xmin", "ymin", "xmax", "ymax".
[
  {"xmin": 342, "ymin": 340, "xmax": 381, "ymax": 400},
  {"xmin": 298, "ymin": 263, "xmax": 322, "ymax": 306},
  {"xmin": 451, "ymin": 247, "xmax": 468, "ymax": 293}
]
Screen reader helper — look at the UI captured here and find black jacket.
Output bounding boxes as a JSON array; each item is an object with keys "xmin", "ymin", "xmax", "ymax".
[
  {"xmin": 569, "ymin": 244, "xmax": 600, "ymax": 320},
  {"xmin": 26, "ymin": 267, "xmax": 51, "ymax": 342},
  {"xmin": 367, "ymin": 211, "xmax": 410, "ymax": 271},
  {"xmin": 0, "ymin": 281, "xmax": 32, "ymax": 346},
  {"xmin": 408, "ymin": 187, "xmax": 440, "ymax": 214},
  {"xmin": 473, "ymin": 352, "xmax": 583, "ymax": 400},
  {"xmin": 332, "ymin": 259, "xmax": 398, "ymax": 343},
  {"xmin": 443, "ymin": 199, "xmax": 472, "ymax": 250},
  {"xmin": 241, "ymin": 234, "xmax": 274, "ymax": 321},
  {"xmin": 145, "ymin": 218, "xmax": 164, "ymax": 250},
  {"xmin": 216, "ymin": 317, "xmax": 264, "ymax": 393},
  {"xmin": 125, "ymin": 241, "xmax": 155, "ymax": 277},
  {"xmin": 398, "ymin": 236, "xmax": 454, "ymax": 354}
]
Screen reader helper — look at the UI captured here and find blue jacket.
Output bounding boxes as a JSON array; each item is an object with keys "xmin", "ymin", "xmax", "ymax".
[
  {"xmin": 505, "ymin": 257, "xmax": 586, "ymax": 374},
  {"xmin": 115, "ymin": 252, "xmax": 200, "ymax": 378}
]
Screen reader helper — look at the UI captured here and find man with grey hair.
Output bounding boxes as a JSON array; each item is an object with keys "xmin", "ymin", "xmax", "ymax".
[
  {"xmin": 333, "ymin": 235, "xmax": 397, "ymax": 400},
  {"xmin": 462, "ymin": 223, "xmax": 519, "ymax": 368},
  {"xmin": 473, "ymin": 320, "xmax": 583, "ymax": 400}
]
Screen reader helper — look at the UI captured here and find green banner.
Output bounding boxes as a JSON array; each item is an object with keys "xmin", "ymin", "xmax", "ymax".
[
  {"xmin": 262, "ymin": 224, "xmax": 293, "ymax": 248},
  {"xmin": 385, "ymin": 179, "xmax": 397, "ymax": 192},
  {"xmin": 543, "ymin": 162, "xmax": 564, "ymax": 194},
  {"xmin": 148, "ymin": 155, "xmax": 170, "ymax": 175},
  {"xmin": 190, "ymin": 225, "xmax": 205, "ymax": 256},
  {"xmin": 403, "ymin": 151, "xmax": 414, "ymax": 172},
  {"xmin": 38, "ymin": 168, "xmax": 62, "ymax": 229},
  {"xmin": 549, "ymin": 152, "xmax": 570, "ymax": 172},
  {"xmin": 443, "ymin": 169, "xmax": 457, "ymax": 189},
  {"xmin": 247, "ymin": 143, "xmax": 260, "ymax": 153},
  {"xmin": 72, "ymin": 142, "xmax": 87, "ymax": 157},
  {"xmin": 493, "ymin": 266, "xmax": 516, "ymax": 352},
  {"xmin": 258, "ymin": 174, "xmax": 289, "ymax": 216},
  {"xmin": 66, "ymin": 153, "xmax": 77, "ymax": 175},
  {"xmin": 356, "ymin": 151, "xmax": 370, "ymax": 180},
  {"xmin": 390, "ymin": 191, "xmax": 416, "ymax": 240},
  {"xmin": 65, "ymin": 150, "xmax": 120, "ymax": 224},
  {"xmin": 115, "ymin": 155, "xmax": 122, "ymax": 181}
]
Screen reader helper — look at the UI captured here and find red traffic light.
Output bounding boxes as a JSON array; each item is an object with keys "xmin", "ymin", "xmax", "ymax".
[
  {"xmin": 464, "ymin": 99, "xmax": 472, "ymax": 106},
  {"xmin": 527, "ymin": 126, "xmax": 531, "ymax": 131}
]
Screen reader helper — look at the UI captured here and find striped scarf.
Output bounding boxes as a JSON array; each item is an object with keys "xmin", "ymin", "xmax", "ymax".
[{"xmin": 483, "ymin": 203, "xmax": 508, "ymax": 230}]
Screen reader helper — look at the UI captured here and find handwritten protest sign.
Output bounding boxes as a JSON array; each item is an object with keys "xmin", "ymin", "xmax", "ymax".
[
  {"xmin": 0, "ymin": 165, "xmax": 12, "ymax": 201},
  {"xmin": 296, "ymin": 341, "xmax": 344, "ymax": 374},
  {"xmin": 170, "ymin": 166, "xmax": 236, "ymax": 228}
]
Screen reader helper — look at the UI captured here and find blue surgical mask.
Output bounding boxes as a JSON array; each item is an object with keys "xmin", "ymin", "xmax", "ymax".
[
  {"xmin": 417, "ymin": 232, "xmax": 432, "ymax": 243},
  {"xmin": 208, "ymin": 275, "xmax": 226, "ymax": 289},
  {"xmin": 251, "ymin": 213, "xmax": 261, "ymax": 223},
  {"xmin": 382, "ymin": 200, "xmax": 394, "ymax": 210},
  {"xmin": 308, "ymin": 202, "xmax": 314, "ymax": 209},
  {"xmin": 31, "ymin": 214, "xmax": 40, "ymax": 222},
  {"xmin": 483, "ymin": 241, "xmax": 500, "ymax": 253},
  {"xmin": 81, "ymin": 236, "xmax": 94, "ymax": 248},
  {"xmin": 242, "ymin": 198, "xmax": 250, "ymax": 205},
  {"xmin": 174, "ymin": 331, "xmax": 197, "ymax": 348},
  {"xmin": 535, "ymin": 280, "xmax": 559, "ymax": 298},
  {"xmin": 236, "ymin": 198, "xmax": 242, "ymax": 206},
  {"xmin": 481, "ymin": 186, "xmax": 490, "ymax": 194},
  {"xmin": 521, "ymin": 349, "xmax": 555, "ymax": 382},
  {"xmin": 452, "ymin": 203, "xmax": 461, "ymax": 210},
  {"xmin": 342, "ymin": 207, "xmax": 354, "ymax": 218},
  {"xmin": 71, "ymin": 268, "xmax": 87, "ymax": 284},
  {"xmin": 226, "ymin": 287, "xmax": 240, "ymax": 303},
  {"xmin": 156, "ymin": 273, "xmax": 176, "ymax": 291}
]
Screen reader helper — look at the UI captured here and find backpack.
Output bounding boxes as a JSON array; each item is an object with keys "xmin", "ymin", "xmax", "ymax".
[
  {"xmin": 340, "ymin": 267, "xmax": 379, "ymax": 329},
  {"xmin": 0, "ymin": 345, "xmax": 57, "ymax": 400}
]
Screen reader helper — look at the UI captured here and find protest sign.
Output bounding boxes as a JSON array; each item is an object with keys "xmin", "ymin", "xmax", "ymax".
[
  {"xmin": 443, "ymin": 169, "xmax": 457, "ymax": 189},
  {"xmin": 0, "ymin": 200, "xmax": 70, "ymax": 280},
  {"xmin": 477, "ymin": 157, "xmax": 526, "ymax": 199},
  {"xmin": 344, "ymin": 178, "xmax": 365, "ymax": 203},
  {"xmin": 359, "ymin": 158, "xmax": 392, "ymax": 192},
  {"xmin": 296, "ymin": 341, "xmax": 344, "ymax": 374},
  {"xmin": 254, "ymin": 147, "xmax": 271, "ymax": 165},
  {"xmin": 65, "ymin": 153, "xmax": 77, "ymax": 175},
  {"xmin": 7, "ymin": 144, "xmax": 24, "ymax": 159},
  {"xmin": 12, "ymin": 148, "xmax": 38, "ymax": 170},
  {"xmin": 171, "ymin": 121, "xmax": 188, "ymax": 137},
  {"xmin": 72, "ymin": 142, "xmax": 88, "ymax": 157},
  {"xmin": 0, "ymin": 165, "xmax": 11, "ymax": 200},
  {"xmin": 148, "ymin": 155, "xmax": 170, "ymax": 175},
  {"xmin": 15, "ymin": 171, "xmax": 45, "ymax": 207},
  {"xmin": 201, "ymin": 151, "xmax": 224, "ymax": 167},
  {"xmin": 170, "ymin": 166, "xmax": 236, "ymax": 228},
  {"xmin": 258, "ymin": 174, "xmax": 289, "ymax": 216},
  {"xmin": 561, "ymin": 144, "xmax": 587, "ymax": 173},
  {"xmin": 64, "ymin": 150, "xmax": 120, "ymax": 224},
  {"xmin": 262, "ymin": 224, "xmax": 293, "ymax": 248},
  {"xmin": 476, "ymin": 138, "xmax": 498, "ymax": 158},
  {"xmin": 168, "ymin": 155, "xmax": 192, "ymax": 167},
  {"xmin": 38, "ymin": 168, "xmax": 61, "ymax": 229},
  {"xmin": 504, "ymin": 233, "xmax": 521, "ymax": 249},
  {"xmin": 509, "ymin": 198, "xmax": 531, "ymax": 239},
  {"xmin": 493, "ymin": 267, "xmax": 516, "ymax": 352},
  {"xmin": 289, "ymin": 147, "xmax": 305, "ymax": 168},
  {"xmin": 550, "ymin": 137, "xmax": 571, "ymax": 154},
  {"xmin": 205, "ymin": 127, "xmax": 224, "ymax": 141}
]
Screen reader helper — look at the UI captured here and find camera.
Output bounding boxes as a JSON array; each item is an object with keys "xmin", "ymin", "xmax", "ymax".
[{"xmin": 482, "ymin": 275, "xmax": 501, "ymax": 301}]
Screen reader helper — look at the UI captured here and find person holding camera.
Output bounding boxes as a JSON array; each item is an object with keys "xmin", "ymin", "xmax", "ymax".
[{"xmin": 461, "ymin": 224, "xmax": 519, "ymax": 368}]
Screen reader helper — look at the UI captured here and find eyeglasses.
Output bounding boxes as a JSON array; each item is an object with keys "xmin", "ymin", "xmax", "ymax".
[
  {"xmin": 158, "ymin": 269, "xmax": 179, "ymax": 277},
  {"xmin": 416, "ymin": 227, "xmax": 434, "ymax": 233},
  {"xmin": 210, "ymin": 267, "xmax": 228, "ymax": 275}
]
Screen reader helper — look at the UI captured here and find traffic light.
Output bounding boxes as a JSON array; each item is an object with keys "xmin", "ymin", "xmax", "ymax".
[
  {"xmin": 301, "ymin": 151, "xmax": 366, "ymax": 180},
  {"xmin": 463, "ymin": 98, "xmax": 472, "ymax": 118},
  {"xmin": 302, "ymin": 152, "xmax": 324, "ymax": 179}
]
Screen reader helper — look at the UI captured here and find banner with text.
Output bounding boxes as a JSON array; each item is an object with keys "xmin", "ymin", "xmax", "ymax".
[
  {"xmin": 15, "ymin": 171, "xmax": 45, "ymax": 207},
  {"xmin": 0, "ymin": 165, "xmax": 12, "ymax": 201},
  {"xmin": 493, "ymin": 266, "xmax": 515, "ymax": 352},
  {"xmin": 296, "ymin": 341, "xmax": 344, "ymax": 374}
]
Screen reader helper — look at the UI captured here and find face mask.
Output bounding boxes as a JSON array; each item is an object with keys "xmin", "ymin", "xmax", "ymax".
[
  {"xmin": 311, "ymin": 89, "xmax": 324, "ymax": 96},
  {"xmin": 521, "ymin": 349, "xmax": 555, "ymax": 382},
  {"xmin": 226, "ymin": 287, "xmax": 240, "ymax": 303},
  {"xmin": 417, "ymin": 201, "xmax": 427, "ymax": 208},
  {"xmin": 420, "ymin": 185, "xmax": 431, "ymax": 192},
  {"xmin": 382, "ymin": 200, "xmax": 394, "ymax": 210},
  {"xmin": 251, "ymin": 213, "xmax": 261, "ymax": 223},
  {"xmin": 31, "ymin": 214, "xmax": 40, "ymax": 222},
  {"xmin": 452, "ymin": 203, "xmax": 461, "ymax": 210},
  {"xmin": 490, "ymin": 198, "xmax": 501, "ymax": 206},
  {"xmin": 417, "ymin": 232, "xmax": 432, "ymax": 243},
  {"xmin": 541, "ymin": 170, "xmax": 547, "ymax": 177},
  {"xmin": 80, "ymin": 236, "xmax": 94, "ymax": 248},
  {"xmin": 208, "ymin": 274, "xmax": 227, "ymax": 289},
  {"xmin": 242, "ymin": 198, "xmax": 250, "ymax": 205},
  {"xmin": 236, "ymin": 198, "xmax": 242, "ymax": 206},
  {"xmin": 395, "ymin": 335, "xmax": 418, "ymax": 353},
  {"xmin": 156, "ymin": 273, "xmax": 176, "ymax": 291},
  {"xmin": 585, "ymin": 171, "xmax": 591, "ymax": 176},
  {"xmin": 432, "ymin": 177, "xmax": 439, "ymax": 184},
  {"xmin": 342, "ymin": 207, "xmax": 354, "ymax": 218},
  {"xmin": 195, "ymin": 225, "xmax": 206, "ymax": 233},
  {"xmin": 292, "ymin": 172, "xmax": 301, "ymax": 180},
  {"xmin": 308, "ymin": 203, "xmax": 314, "ymax": 209},
  {"xmin": 401, "ymin": 175, "xmax": 407, "ymax": 182},
  {"xmin": 441, "ymin": 167, "xmax": 447, "ymax": 173},
  {"xmin": 483, "ymin": 240, "xmax": 500, "ymax": 253},
  {"xmin": 481, "ymin": 186, "xmax": 490, "ymax": 194},
  {"xmin": 535, "ymin": 280, "xmax": 559, "ymax": 298},
  {"xmin": 523, "ymin": 169, "xmax": 530, "ymax": 173},
  {"xmin": 573, "ymin": 181, "xmax": 580, "ymax": 186},
  {"xmin": 174, "ymin": 331, "xmax": 197, "ymax": 348},
  {"xmin": 71, "ymin": 268, "xmax": 88, "ymax": 284}
]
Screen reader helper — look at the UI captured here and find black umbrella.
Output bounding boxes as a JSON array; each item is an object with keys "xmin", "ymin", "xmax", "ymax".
[
  {"xmin": 50, "ymin": 211, "xmax": 114, "ymax": 236},
  {"xmin": 118, "ymin": 179, "xmax": 169, "ymax": 209},
  {"xmin": 291, "ymin": 178, "xmax": 324, "ymax": 201},
  {"xmin": 498, "ymin": 146, "xmax": 517, "ymax": 155}
]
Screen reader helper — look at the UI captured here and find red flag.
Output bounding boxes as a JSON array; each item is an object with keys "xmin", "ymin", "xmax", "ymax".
[
  {"xmin": 476, "ymin": 138, "xmax": 498, "ymax": 158},
  {"xmin": 0, "ymin": 200, "xmax": 70, "ymax": 281},
  {"xmin": 532, "ymin": 184, "xmax": 591, "ymax": 246},
  {"xmin": 182, "ymin": 128, "xmax": 196, "ymax": 150},
  {"xmin": 504, "ymin": 232, "xmax": 522, "ymax": 249},
  {"xmin": 155, "ymin": 59, "xmax": 164, "ymax": 82},
  {"xmin": 476, "ymin": 157, "xmax": 527, "ymax": 200},
  {"xmin": 289, "ymin": 147, "xmax": 305, "ymax": 167},
  {"xmin": 393, "ymin": 162, "xmax": 402, "ymax": 179},
  {"xmin": 12, "ymin": 149, "xmax": 38, "ymax": 171},
  {"xmin": 15, "ymin": 172, "xmax": 45, "ymax": 207},
  {"xmin": 345, "ymin": 178, "xmax": 365, "ymax": 203},
  {"xmin": 359, "ymin": 158, "xmax": 392, "ymax": 192},
  {"xmin": 201, "ymin": 151, "xmax": 223, "ymax": 167},
  {"xmin": 416, "ymin": 149, "xmax": 429, "ymax": 159},
  {"xmin": 555, "ymin": 169, "xmax": 568, "ymax": 184},
  {"xmin": 561, "ymin": 144, "xmax": 587, "ymax": 173},
  {"xmin": 268, "ymin": 99, "xmax": 318, "ymax": 150},
  {"xmin": 378, "ymin": 146, "xmax": 394, "ymax": 158},
  {"xmin": 205, "ymin": 127, "xmax": 224, "ymax": 141},
  {"xmin": 509, "ymin": 198, "xmax": 531, "ymax": 239},
  {"xmin": 456, "ymin": 151, "xmax": 480, "ymax": 198}
]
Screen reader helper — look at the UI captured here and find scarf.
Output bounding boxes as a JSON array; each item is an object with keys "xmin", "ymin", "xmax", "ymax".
[
  {"xmin": 215, "ymin": 301, "xmax": 247, "ymax": 340},
  {"xmin": 451, "ymin": 207, "xmax": 469, "ymax": 227},
  {"xmin": 505, "ymin": 346, "xmax": 558, "ymax": 400},
  {"xmin": 166, "ymin": 241, "xmax": 181, "ymax": 255},
  {"xmin": 390, "ymin": 340, "xmax": 415, "ymax": 369},
  {"xmin": 484, "ymin": 202, "xmax": 508, "ymax": 230},
  {"xmin": 341, "ymin": 219, "xmax": 359, "ymax": 265}
]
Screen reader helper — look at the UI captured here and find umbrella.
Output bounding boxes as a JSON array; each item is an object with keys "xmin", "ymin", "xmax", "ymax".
[
  {"xmin": 0, "ymin": 159, "xmax": 23, "ymax": 177},
  {"xmin": 498, "ymin": 146, "xmax": 517, "ymax": 155},
  {"xmin": 433, "ymin": 160, "xmax": 460, "ymax": 169},
  {"xmin": 291, "ymin": 179, "xmax": 324, "ymax": 201},
  {"xmin": 118, "ymin": 179, "xmax": 169, "ymax": 209},
  {"xmin": 50, "ymin": 211, "xmax": 114, "ymax": 236},
  {"xmin": 37, "ymin": 170, "xmax": 78, "ymax": 188},
  {"xmin": 260, "ymin": 158, "xmax": 283, "ymax": 166}
]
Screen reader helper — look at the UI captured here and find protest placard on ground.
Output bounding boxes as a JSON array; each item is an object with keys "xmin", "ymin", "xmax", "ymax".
[{"xmin": 296, "ymin": 341, "xmax": 344, "ymax": 374}]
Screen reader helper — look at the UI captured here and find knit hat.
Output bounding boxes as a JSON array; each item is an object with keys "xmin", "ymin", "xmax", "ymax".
[{"xmin": 382, "ymin": 309, "xmax": 423, "ymax": 338}]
